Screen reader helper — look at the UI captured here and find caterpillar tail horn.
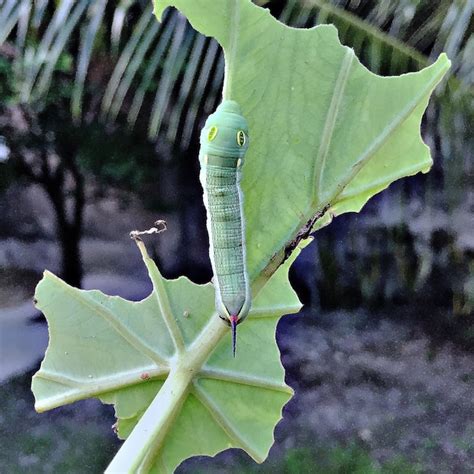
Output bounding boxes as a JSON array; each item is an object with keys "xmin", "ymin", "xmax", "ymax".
[{"xmin": 230, "ymin": 315, "xmax": 238, "ymax": 358}]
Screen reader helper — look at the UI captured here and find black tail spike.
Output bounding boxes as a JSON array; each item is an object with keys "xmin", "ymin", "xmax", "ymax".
[{"xmin": 230, "ymin": 315, "xmax": 238, "ymax": 357}]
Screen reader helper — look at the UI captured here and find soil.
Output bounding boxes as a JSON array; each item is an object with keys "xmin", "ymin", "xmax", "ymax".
[{"xmin": 0, "ymin": 183, "xmax": 472, "ymax": 472}]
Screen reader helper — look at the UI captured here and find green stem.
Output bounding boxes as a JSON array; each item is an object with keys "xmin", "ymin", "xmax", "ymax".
[
  {"xmin": 105, "ymin": 314, "xmax": 228, "ymax": 473},
  {"xmin": 222, "ymin": 0, "xmax": 240, "ymax": 100}
]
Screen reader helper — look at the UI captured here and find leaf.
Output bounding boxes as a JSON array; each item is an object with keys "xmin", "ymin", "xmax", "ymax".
[
  {"xmin": 153, "ymin": 0, "xmax": 450, "ymax": 286},
  {"xmin": 32, "ymin": 239, "xmax": 303, "ymax": 472}
]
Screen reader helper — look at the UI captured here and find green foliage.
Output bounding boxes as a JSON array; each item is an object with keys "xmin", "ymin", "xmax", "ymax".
[
  {"xmin": 310, "ymin": 443, "xmax": 420, "ymax": 474},
  {"xmin": 236, "ymin": 444, "xmax": 378, "ymax": 474},
  {"xmin": 310, "ymin": 444, "xmax": 376, "ymax": 474},
  {"xmin": 76, "ymin": 123, "xmax": 158, "ymax": 191},
  {"xmin": 31, "ymin": 0, "xmax": 449, "ymax": 471}
]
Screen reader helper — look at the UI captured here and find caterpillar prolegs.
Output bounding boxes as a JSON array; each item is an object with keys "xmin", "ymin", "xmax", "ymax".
[{"xmin": 199, "ymin": 100, "xmax": 251, "ymax": 357}]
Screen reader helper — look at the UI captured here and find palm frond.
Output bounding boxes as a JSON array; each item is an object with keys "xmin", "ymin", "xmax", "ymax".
[
  {"xmin": 111, "ymin": 0, "xmax": 135, "ymax": 56},
  {"xmin": 178, "ymin": 39, "xmax": 221, "ymax": 150},
  {"xmin": 165, "ymin": 32, "xmax": 207, "ymax": 144},
  {"xmin": 34, "ymin": 0, "xmax": 90, "ymax": 101},
  {"xmin": 0, "ymin": 0, "xmax": 471, "ymax": 155},
  {"xmin": 100, "ymin": 3, "xmax": 157, "ymax": 122},
  {"xmin": 147, "ymin": 14, "xmax": 190, "ymax": 140},
  {"xmin": 0, "ymin": 0, "xmax": 24, "ymax": 45},
  {"xmin": 296, "ymin": 0, "xmax": 472, "ymax": 84},
  {"xmin": 72, "ymin": 0, "xmax": 107, "ymax": 120},
  {"xmin": 126, "ymin": 12, "xmax": 180, "ymax": 127}
]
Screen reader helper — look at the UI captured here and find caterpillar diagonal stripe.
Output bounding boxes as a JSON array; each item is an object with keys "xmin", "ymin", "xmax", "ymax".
[{"xmin": 199, "ymin": 100, "xmax": 251, "ymax": 357}]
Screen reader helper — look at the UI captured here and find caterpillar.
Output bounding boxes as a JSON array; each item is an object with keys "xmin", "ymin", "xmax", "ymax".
[{"xmin": 199, "ymin": 100, "xmax": 251, "ymax": 357}]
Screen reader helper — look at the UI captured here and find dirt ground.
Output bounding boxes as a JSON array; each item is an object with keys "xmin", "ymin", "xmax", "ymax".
[
  {"xmin": 1, "ymin": 308, "xmax": 472, "ymax": 473},
  {"xmin": 0, "ymin": 184, "xmax": 472, "ymax": 472}
]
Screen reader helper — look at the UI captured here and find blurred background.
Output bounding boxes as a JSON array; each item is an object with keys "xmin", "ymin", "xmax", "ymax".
[{"xmin": 0, "ymin": 0, "xmax": 472, "ymax": 472}]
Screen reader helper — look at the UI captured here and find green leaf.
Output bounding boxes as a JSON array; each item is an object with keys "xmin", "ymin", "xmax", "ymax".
[
  {"xmin": 154, "ymin": 0, "xmax": 450, "ymax": 286},
  {"xmin": 32, "ymin": 239, "xmax": 302, "ymax": 471}
]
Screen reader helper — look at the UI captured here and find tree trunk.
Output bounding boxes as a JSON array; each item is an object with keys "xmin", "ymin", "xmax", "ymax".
[
  {"xmin": 10, "ymin": 108, "xmax": 86, "ymax": 288},
  {"xmin": 46, "ymin": 161, "xmax": 85, "ymax": 288},
  {"xmin": 57, "ymin": 221, "xmax": 83, "ymax": 288}
]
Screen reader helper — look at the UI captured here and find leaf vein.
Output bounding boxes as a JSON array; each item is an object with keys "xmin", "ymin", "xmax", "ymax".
[
  {"xmin": 199, "ymin": 368, "xmax": 293, "ymax": 394},
  {"xmin": 192, "ymin": 381, "xmax": 264, "ymax": 462},
  {"xmin": 34, "ymin": 366, "xmax": 168, "ymax": 412},
  {"xmin": 314, "ymin": 47, "xmax": 354, "ymax": 201},
  {"xmin": 139, "ymin": 246, "xmax": 186, "ymax": 353},
  {"xmin": 248, "ymin": 304, "xmax": 301, "ymax": 319}
]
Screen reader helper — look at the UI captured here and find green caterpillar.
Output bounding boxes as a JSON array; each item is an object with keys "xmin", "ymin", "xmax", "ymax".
[{"xmin": 199, "ymin": 100, "xmax": 251, "ymax": 356}]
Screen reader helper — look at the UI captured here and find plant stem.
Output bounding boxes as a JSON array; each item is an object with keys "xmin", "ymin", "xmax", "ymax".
[
  {"xmin": 105, "ymin": 314, "xmax": 228, "ymax": 473},
  {"xmin": 105, "ymin": 366, "xmax": 190, "ymax": 473},
  {"xmin": 223, "ymin": 0, "xmax": 240, "ymax": 100}
]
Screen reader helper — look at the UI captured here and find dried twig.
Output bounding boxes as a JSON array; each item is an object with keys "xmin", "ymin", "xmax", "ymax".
[{"xmin": 130, "ymin": 220, "xmax": 167, "ymax": 242}]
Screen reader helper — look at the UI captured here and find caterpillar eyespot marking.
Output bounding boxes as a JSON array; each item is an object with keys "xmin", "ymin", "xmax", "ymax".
[
  {"xmin": 208, "ymin": 125, "xmax": 218, "ymax": 141},
  {"xmin": 199, "ymin": 100, "xmax": 251, "ymax": 357},
  {"xmin": 237, "ymin": 130, "xmax": 246, "ymax": 147}
]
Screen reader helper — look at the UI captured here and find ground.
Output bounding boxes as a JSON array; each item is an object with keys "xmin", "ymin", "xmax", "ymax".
[
  {"xmin": 0, "ymin": 309, "xmax": 472, "ymax": 473},
  {"xmin": 0, "ymin": 183, "xmax": 472, "ymax": 472}
]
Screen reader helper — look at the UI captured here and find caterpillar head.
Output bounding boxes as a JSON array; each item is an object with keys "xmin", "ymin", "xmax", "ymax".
[{"xmin": 200, "ymin": 100, "xmax": 249, "ymax": 165}]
